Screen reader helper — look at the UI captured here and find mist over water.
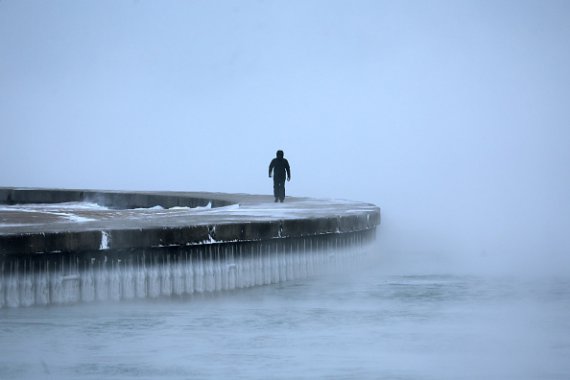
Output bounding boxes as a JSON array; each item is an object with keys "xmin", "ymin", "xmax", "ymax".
[
  {"xmin": 1, "ymin": 0, "xmax": 570, "ymax": 378},
  {"xmin": 1, "ymin": 244, "xmax": 569, "ymax": 380},
  {"xmin": 2, "ymin": 0, "xmax": 569, "ymax": 268}
]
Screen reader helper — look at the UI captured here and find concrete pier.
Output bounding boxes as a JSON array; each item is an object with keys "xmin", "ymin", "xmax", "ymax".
[{"xmin": 0, "ymin": 188, "xmax": 380, "ymax": 307}]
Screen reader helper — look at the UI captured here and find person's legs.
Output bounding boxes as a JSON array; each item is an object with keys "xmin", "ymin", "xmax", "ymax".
[
  {"xmin": 273, "ymin": 181, "xmax": 279, "ymax": 202},
  {"xmin": 278, "ymin": 181, "xmax": 285, "ymax": 202}
]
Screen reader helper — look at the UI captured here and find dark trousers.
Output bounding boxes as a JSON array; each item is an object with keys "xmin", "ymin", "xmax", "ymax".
[{"xmin": 273, "ymin": 180, "xmax": 286, "ymax": 201}]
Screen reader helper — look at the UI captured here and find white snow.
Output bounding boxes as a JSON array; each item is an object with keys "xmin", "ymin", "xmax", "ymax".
[{"xmin": 100, "ymin": 231, "xmax": 110, "ymax": 250}]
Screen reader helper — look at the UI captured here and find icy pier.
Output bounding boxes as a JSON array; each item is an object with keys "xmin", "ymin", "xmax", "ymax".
[{"xmin": 0, "ymin": 188, "xmax": 380, "ymax": 307}]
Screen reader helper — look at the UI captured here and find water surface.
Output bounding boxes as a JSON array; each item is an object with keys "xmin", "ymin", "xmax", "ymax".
[{"xmin": 1, "ymin": 249, "xmax": 569, "ymax": 380}]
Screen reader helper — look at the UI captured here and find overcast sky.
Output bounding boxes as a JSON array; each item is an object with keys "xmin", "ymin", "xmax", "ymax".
[{"xmin": 1, "ymin": 0, "xmax": 569, "ymax": 269}]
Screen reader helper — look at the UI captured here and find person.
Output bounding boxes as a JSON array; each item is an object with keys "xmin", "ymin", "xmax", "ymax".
[{"xmin": 268, "ymin": 150, "xmax": 291, "ymax": 202}]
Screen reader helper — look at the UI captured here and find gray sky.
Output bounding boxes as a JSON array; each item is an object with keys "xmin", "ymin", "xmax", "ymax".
[{"xmin": 1, "ymin": 0, "xmax": 569, "ymax": 269}]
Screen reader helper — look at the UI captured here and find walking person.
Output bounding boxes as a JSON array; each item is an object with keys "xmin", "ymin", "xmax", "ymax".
[{"xmin": 268, "ymin": 150, "xmax": 291, "ymax": 202}]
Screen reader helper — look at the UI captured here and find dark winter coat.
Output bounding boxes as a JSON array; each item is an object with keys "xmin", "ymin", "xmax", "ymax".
[{"xmin": 269, "ymin": 158, "xmax": 291, "ymax": 182}]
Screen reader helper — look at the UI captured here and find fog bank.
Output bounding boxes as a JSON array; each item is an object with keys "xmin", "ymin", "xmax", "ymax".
[{"xmin": 1, "ymin": 0, "xmax": 569, "ymax": 271}]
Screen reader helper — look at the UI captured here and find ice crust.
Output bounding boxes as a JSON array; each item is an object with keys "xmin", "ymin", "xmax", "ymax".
[{"xmin": 0, "ymin": 199, "xmax": 376, "ymax": 230}]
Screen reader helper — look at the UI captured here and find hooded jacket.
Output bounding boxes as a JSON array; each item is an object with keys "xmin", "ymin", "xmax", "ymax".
[{"xmin": 269, "ymin": 152, "xmax": 291, "ymax": 182}]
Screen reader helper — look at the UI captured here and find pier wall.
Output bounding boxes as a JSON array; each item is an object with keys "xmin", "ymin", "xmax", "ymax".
[{"xmin": 0, "ymin": 188, "xmax": 380, "ymax": 307}]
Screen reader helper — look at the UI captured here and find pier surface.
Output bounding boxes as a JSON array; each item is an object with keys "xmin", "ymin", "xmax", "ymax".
[{"xmin": 0, "ymin": 188, "xmax": 380, "ymax": 255}]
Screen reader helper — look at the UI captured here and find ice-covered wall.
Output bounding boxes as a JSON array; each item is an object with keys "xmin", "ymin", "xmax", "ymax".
[
  {"xmin": 0, "ymin": 188, "xmax": 380, "ymax": 307},
  {"xmin": 0, "ymin": 232, "xmax": 375, "ymax": 308}
]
